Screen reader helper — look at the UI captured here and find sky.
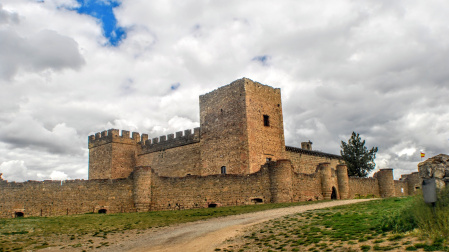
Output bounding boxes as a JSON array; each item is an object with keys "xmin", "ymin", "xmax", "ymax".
[{"xmin": 1, "ymin": 0, "xmax": 448, "ymax": 182}]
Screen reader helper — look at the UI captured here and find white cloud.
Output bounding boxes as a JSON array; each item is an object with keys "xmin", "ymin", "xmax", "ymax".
[
  {"xmin": 50, "ymin": 170, "xmax": 70, "ymax": 181},
  {"xmin": 0, "ymin": 160, "xmax": 29, "ymax": 182}
]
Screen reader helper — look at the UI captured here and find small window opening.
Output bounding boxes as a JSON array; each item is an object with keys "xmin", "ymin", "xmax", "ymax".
[
  {"xmin": 15, "ymin": 212, "xmax": 24, "ymax": 218},
  {"xmin": 221, "ymin": 166, "xmax": 226, "ymax": 174},
  {"xmin": 208, "ymin": 203, "xmax": 218, "ymax": 208},
  {"xmin": 251, "ymin": 198, "xmax": 263, "ymax": 204},
  {"xmin": 98, "ymin": 209, "xmax": 107, "ymax": 214},
  {"xmin": 263, "ymin": 115, "xmax": 270, "ymax": 126}
]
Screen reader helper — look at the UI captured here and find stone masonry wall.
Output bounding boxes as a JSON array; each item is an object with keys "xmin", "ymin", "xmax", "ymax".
[
  {"xmin": 89, "ymin": 129, "xmax": 140, "ymax": 179},
  {"xmin": 88, "ymin": 143, "xmax": 113, "ymax": 179},
  {"xmin": 292, "ymin": 172, "xmax": 322, "ymax": 201},
  {"xmin": 348, "ymin": 177, "xmax": 380, "ymax": 198},
  {"xmin": 286, "ymin": 148, "xmax": 342, "ymax": 174},
  {"xmin": 137, "ymin": 143, "xmax": 201, "ymax": 177},
  {"xmin": 199, "ymin": 79, "xmax": 250, "ymax": 175},
  {"xmin": 394, "ymin": 180, "xmax": 408, "ymax": 197},
  {"xmin": 245, "ymin": 80, "xmax": 286, "ymax": 173},
  {"xmin": 0, "ymin": 179, "xmax": 134, "ymax": 218},
  {"xmin": 149, "ymin": 165, "xmax": 272, "ymax": 210}
]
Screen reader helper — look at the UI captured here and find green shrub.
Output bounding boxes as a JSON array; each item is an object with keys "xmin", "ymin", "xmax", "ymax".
[
  {"xmin": 382, "ymin": 186, "xmax": 449, "ymax": 242},
  {"xmin": 413, "ymin": 186, "xmax": 449, "ymax": 240}
]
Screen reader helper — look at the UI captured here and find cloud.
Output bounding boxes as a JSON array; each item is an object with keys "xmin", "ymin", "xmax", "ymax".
[
  {"xmin": 50, "ymin": 170, "xmax": 70, "ymax": 180},
  {"xmin": 1, "ymin": 0, "xmax": 449, "ymax": 181},
  {"xmin": 0, "ymin": 115, "xmax": 84, "ymax": 155},
  {"xmin": 0, "ymin": 160, "xmax": 29, "ymax": 182},
  {"xmin": 0, "ymin": 28, "xmax": 85, "ymax": 80}
]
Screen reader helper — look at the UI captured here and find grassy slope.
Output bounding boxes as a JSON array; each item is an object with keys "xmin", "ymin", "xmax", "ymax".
[
  {"xmin": 0, "ymin": 200, "xmax": 318, "ymax": 251},
  {"xmin": 217, "ymin": 197, "xmax": 449, "ymax": 252}
]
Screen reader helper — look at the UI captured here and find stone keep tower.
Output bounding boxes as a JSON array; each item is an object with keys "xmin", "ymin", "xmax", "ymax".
[
  {"xmin": 199, "ymin": 78, "xmax": 286, "ymax": 175},
  {"xmin": 88, "ymin": 129, "xmax": 140, "ymax": 179}
]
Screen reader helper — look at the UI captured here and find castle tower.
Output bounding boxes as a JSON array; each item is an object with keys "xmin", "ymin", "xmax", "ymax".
[
  {"xmin": 376, "ymin": 168, "xmax": 395, "ymax": 198},
  {"xmin": 133, "ymin": 167, "xmax": 152, "ymax": 212},
  {"xmin": 336, "ymin": 164, "xmax": 349, "ymax": 199},
  {"xmin": 269, "ymin": 160, "xmax": 293, "ymax": 203},
  {"xmin": 88, "ymin": 129, "xmax": 140, "ymax": 179},
  {"xmin": 199, "ymin": 78, "xmax": 285, "ymax": 175},
  {"xmin": 406, "ymin": 172, "xmax": 422, "ymax": 195},
  {"xmin": 319, "ymin": 163, "xmax": 332, "ymax": 200}
]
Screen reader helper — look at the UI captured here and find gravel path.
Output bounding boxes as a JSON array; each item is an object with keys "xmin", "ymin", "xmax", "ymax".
[{"xmin": 103, "ymin": 199, "xmax": 376, "ymax": 252}]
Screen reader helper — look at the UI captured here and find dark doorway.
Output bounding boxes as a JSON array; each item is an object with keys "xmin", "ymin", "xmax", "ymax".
[
  {"xmin": 208, "ymin": 203, "xmax": 218, "ymax": 208},
  {"xmin": 98, "ymin": 209, "xmax": 107, "ymax": 214},
  {"xmin": 331, "ymin": 187, "xmax": 337, "ymax": 200},
  {"xmin": 221, "ymin": 166, "xmax": 226, "ymax": 174},
  {"xmin": 15, "ymin": 212, "xmax": 24, "ymax": 218}
]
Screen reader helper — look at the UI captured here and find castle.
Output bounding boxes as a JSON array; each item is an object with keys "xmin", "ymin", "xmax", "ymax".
[{"xmin": 0, "ymin": 78, "xmax": 421, "ymax": 218}]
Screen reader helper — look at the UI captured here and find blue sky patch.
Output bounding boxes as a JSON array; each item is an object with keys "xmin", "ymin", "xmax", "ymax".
[
  {"xmin": 171, "ymin": 83, "xmax": 181, "ymax": 90},
  {"xmin": 252, "ymin": 55, "xmax": 270, "ymax": 66},
  {"xmin": 72, "ymin": 0, "xmax": 126, "ymax": 46}
]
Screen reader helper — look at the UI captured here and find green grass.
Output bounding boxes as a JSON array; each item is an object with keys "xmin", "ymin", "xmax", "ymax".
[
  {"xmin": 0, "ymin": 200, "xmax": 320, "ymax": 251},
  {"xmin": 382, "ymin": 186, "xmax": 449, "ymax": 241},
  {"xmin": 219, "ymin": 197, "xmax": 449, "ymax": 251}
]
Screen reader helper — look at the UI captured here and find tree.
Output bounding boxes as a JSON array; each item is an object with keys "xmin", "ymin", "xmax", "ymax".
[{"xmin": 340, "ymin": 132, "xmax": 378, "ymax": 177}]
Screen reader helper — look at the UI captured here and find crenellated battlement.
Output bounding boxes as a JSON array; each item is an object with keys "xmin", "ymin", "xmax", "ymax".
[
  {"xmin": 88, "ymin": 129, "xmax": 146, "ymax": 148},
  {"xmin": 140, "ymin": 127, "xmax": 200, "ymax": 154}
]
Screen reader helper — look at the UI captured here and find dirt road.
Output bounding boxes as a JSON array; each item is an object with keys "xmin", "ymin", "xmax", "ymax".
[{"xmin": 103, "ymin": 199, "xmax": 375, "ymax": 252}]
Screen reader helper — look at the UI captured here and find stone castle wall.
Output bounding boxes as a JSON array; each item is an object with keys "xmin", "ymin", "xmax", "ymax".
[
  {"xmin": 348, "ymin": 177, "xmax": 380, "ymax": 198},
  {"xmin": 0, "ymin": 178, "xmax": 134, "ymax": 218},
  {"xmin": 148, "ymin": 164, "xmax": 272, "ymax": 211},
  {"xmin": 0, "ymin": 162, "xmax": 415, "ymax": 218},
  {"xmin": 286, "ymin": 146, "xmax": 342, "ymax": 174},
  {"xmin": 137, "ymin": 142, "xmax": 201, "ymax": 177},
  {"xmin": 394, "ymin": 180, "xmax": 408, "ymax": 197}
]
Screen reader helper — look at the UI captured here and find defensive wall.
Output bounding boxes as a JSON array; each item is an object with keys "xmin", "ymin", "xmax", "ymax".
[
  {"xmin": 0, "ymin": 162, "xmax": 419, "ymax": 218},
  {"xmin": 0, "ymin": 176, "xmax": 134, "ymax": 218}
]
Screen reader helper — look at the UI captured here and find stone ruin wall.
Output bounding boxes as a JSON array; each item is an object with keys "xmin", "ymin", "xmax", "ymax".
[
  {"xmin": 394, "ymin": 180, "xmax": 409, "ymax": 197},
  {"xmin": 400, "ymin": 172, "xmax": 421, "ymax": 195},
  {"xmin": 418, "ymin": 154, "xmax": 449, "ymax": 188},
  {"xmin": 0, "ymin": 178, "xmax": 135, "ymax": 218}
]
